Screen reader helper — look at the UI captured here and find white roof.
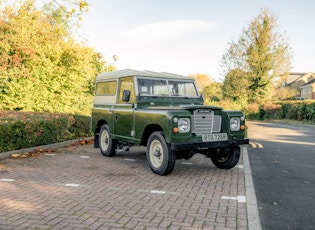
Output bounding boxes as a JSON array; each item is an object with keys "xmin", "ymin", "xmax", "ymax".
[{"xmin": 96, "ymin": 69, "xmax": 193, "ymax": 81}]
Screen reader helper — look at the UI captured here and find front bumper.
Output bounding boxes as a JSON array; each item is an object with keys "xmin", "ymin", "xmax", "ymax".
[{"xmin": 171, "ymin": 138, "xmax": 249, "ymax": 151}]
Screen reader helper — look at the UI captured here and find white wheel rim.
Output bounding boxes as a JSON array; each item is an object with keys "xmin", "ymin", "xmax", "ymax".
[
  {"xmin": 149, "ymin": 139, "xmax": 164, "ymax": 168},
  {"xmin": 100, "ymin": 130, "xmax": 109, "ymax": 151}
]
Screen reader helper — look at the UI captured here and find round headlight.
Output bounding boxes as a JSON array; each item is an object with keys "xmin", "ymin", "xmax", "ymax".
[
  {"xmin": 230, "ymin": 118, "xmax": 240, "ymax": 131},
  {"xmin": 178, "ymin": 118, "xmax": 190, "ymax": 133}
]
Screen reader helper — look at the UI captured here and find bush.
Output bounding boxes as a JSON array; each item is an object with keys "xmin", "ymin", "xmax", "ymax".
[
  {"xmin": 247, "ymin": 100, "xmax": 315, "ymax": 122},
  {"xmin": 0, "ymin": 111, "xmax": 92, "ymax": 153},
  {"xmin": 205, "ymin": 99, "xmax": 261, "ymax": 120},
  {"xmin": 206, "ymin": 99, "xmax": 315, "ymax": 123},
  {"xmin": 258, "ymin": 103, "xmax": 282, "ymax": 120}
]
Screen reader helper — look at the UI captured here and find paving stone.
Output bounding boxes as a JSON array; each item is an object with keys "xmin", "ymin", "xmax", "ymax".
[{"xmin": 0, "ymin": 144, "xmax": 248, "ymax": 229}]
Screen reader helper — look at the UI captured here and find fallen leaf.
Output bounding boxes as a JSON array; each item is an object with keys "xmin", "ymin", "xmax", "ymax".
[{"xmin": 11, "ymin": 153, "xmax": 21, "ymax": 158}]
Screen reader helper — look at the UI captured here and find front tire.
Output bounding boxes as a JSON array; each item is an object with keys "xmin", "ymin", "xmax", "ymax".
[
  {"xmin": 99, "ymin": 124, "xmax": 117, "ymax": 157},
  {"xmin": 211, "ymin": 146, "xmax": 240, "ymax": 169},
  {"xmin": 146, "ymin": 132, "xmax": 175, "ymax": 176}
]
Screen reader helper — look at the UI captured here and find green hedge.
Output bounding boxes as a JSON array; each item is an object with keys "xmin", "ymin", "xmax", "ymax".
[
  {"xmin": 0, "ymin": 111, "xmax": 92, "ymax": 153},
  {"xmin": 248, "ymin": 101, "xmax": 315, "ymax": 122},
  {"xmin": 207, "ymin": 99, "xmax": 315, "ymax": 123}
]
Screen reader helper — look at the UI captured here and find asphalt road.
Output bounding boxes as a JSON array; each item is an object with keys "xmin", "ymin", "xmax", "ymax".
[{"xmin": 247, "ymin": 121, "xmax": 315, "ymax": 230}]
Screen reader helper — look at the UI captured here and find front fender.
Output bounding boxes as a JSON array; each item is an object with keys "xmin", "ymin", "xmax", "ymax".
[{"xmin": 222, "ymin": 110, "xmax": 246, "ymax": 138}]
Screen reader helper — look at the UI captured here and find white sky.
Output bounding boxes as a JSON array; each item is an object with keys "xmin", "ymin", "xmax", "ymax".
[{"xmin": 80, "ymin": 0, "xmax": 315, "ymax": 81}]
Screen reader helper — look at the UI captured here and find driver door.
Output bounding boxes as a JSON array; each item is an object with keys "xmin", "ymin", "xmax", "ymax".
[{"xmin": 112, "ymin": 77, "xmax": 135, "ymax": 141}]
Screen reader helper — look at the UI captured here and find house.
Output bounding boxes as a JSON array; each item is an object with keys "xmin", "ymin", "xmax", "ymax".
[
  {"xmin": 282, "ymin": 72, "xmax": 315, "ymax": 99},
  {"xmin": 300, "ymin": 79, "xmax": 315, "ymax": 99}
]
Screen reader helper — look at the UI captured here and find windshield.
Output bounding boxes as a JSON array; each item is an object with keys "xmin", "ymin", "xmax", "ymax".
[{"xmin": 137, "ymin": 78, "xmax": 199, "ymax": 97}]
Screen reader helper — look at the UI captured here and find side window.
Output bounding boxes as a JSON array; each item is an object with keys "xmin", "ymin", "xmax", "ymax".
[
  {"xmin": 95, "ymin": 81, "xmax": 117, "ymax": 95},
  {"xmin": 117, "ymin": 77, "xmax": 135, "ymax": 104}
]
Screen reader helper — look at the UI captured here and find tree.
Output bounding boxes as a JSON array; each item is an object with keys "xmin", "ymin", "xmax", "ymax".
[
  {"xmin": 221, "ymin": 9, "xmax": 292, "ymax": 102},
  {"xmin": 223, "ymin": 68, "xmax": 250, "ymax": 102},
  {"xmin": 42, "ymin": 0, "xmax": 88, "ymax": 20},
  {"xmin": 203, "ymin": 82, "xmax": 223, "ymax": 102},
  {"xmin": 274, "ymin": 87, "xmax": 299, "ymax": 101},
  {"xmin": 189, "ymin": 73, "xmax": 213, "ymax": 93},
  {"xmin": 0, "ymin": 0, "xmax": 104, "ymax": 115}
]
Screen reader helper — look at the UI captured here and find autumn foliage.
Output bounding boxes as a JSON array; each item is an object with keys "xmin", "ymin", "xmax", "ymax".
[
  {"xmin": 0, "ymin": 1, "xmax": 102, "ymax": 152},
  {"xmin": 0, "ymin": 0, "xmax": 104, "ymax": 115}
]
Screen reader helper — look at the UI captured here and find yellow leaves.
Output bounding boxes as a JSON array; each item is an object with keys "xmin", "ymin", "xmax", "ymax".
[
  {"xmin": 11, "ymin": 153, "xmax": 24, "ymax": 158},
  {"xmin": 189, "ymin": 73, "xmax": 213, "ymax": 93},
  {"xmin": 78, "ymin": 139, "xmax": 93, "ymax": 145},
  {"xmin": 79, "ymin": 1, "xmax": 89, "ymax": 17},
  {"xmin": 9, "ymin": 140, "xmax": 93, "ymax": 159},
  {"xmin": 79, "ymin": 1, "xmax": 89, "ymax": 10},
  {"xmin": 11, "ymin": 148, "xmax": 55, "ymax": 159},
  {"xmin": 59, "ymin": 1, "xmax": 89, "ymax": 19}
]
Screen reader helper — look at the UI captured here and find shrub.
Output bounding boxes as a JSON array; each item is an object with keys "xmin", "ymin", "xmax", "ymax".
[
  {"xmin": 248, "ymin": 101, "xmax": 315, "ymax": 122},
  {"xmin": 0, "ymin": 111, "xmax": 92, "ymax": 153},
  {"xmin": 206, "ymin": 99, "xmax": 315, "ymax": 123}
]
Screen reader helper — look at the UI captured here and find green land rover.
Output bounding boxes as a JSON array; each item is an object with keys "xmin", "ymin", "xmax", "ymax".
[{"xmin": 91, "ymin": 69, "xmax": 249, "ymax": 175}]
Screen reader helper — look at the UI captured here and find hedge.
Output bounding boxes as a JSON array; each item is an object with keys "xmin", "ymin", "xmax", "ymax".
[
  {"xmin": 248, "ymin": 101, "xmax": 315, "ymax": 122},
  {"xmin": 207, "ymin": 99, "xmax": 315, "ymax": 123},
  {"xmin": 0, "ymin": 111, "xmax": 92, "ymax": 153}
]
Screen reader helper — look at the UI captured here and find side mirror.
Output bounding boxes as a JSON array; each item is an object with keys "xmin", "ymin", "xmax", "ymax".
[{"xmin": 122, "ymin": 90, "xmax": 130, "ymax": 102}]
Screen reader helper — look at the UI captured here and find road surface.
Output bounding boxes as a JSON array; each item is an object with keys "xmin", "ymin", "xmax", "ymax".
[{"xmin": 247, "ymin": 121, "xmax": 315, "ymax": 230}]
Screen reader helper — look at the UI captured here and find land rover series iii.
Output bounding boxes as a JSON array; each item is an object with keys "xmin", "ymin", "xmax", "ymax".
[{"xmin": 91, "ymin": 69, "xmax": 249, "ymax": 175}]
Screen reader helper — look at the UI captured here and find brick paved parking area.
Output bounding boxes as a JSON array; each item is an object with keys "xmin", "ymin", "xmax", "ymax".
[{"xmin": 0, "ymin": 143, "xmax": 248, "ymax": 230}]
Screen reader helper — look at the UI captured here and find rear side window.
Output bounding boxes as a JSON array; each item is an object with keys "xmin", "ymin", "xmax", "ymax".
[{"xmin": 95, "ymin": 81, "xmax": 117, "ymax": 95}]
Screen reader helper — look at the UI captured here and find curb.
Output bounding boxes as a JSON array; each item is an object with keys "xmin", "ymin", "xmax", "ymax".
[
  {"xmin": 243, "ymin": 146, "xmax": 262, "ymax": 230},
  {"xmin": 0, "ymin": 137, "xmax": 93, "ymax": 159}
]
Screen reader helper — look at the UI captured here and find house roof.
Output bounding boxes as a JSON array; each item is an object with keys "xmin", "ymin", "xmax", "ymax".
[
  {"xmin": 286, "ymin": 72, "xmax": 308, "ymax": 85},
  {"xmin": 301, "ymin": 78, "xmax": 315, "ymax": 87}
]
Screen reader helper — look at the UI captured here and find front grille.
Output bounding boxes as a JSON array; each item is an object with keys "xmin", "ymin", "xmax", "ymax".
[{"xmin": 192, "ymin": 110, "xmax": 221, "ymax": 135}]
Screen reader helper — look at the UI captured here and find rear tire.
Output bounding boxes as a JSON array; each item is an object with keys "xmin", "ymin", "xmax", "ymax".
[
  {"xmin": 146, "ymin": 131, "xmax": 175, "ymax": 176},
  {"xmin": 99, "ymin": 124, "xmax": 117, "ymax": 157},
  {"xmin": 211, "ymin": 146, "xmax": 240, "ymax": 169}
]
